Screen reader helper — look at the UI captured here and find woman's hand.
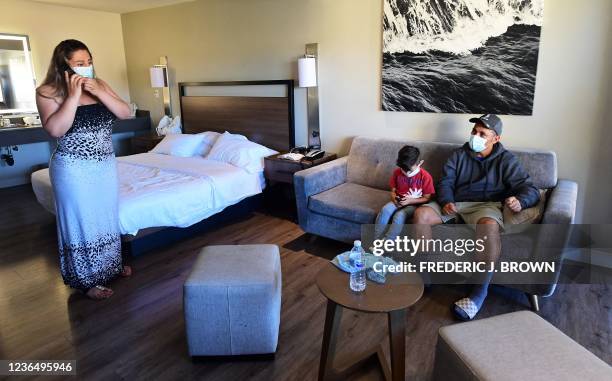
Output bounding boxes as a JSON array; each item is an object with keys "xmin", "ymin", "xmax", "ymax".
[
  {"xmin": 65, "ymin": 71, "xmax": 84, "ymax": 100},
  {"xmin": 83, "ymin": 78, "xmax": 103, "ymax": 97}
]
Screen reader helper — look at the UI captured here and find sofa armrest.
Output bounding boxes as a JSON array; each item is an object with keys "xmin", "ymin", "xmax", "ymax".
[
  {"xmin": 294, "ymin": 156, "xmax": 348, "ymax": 230},
  {"xmin": 542, "ymin": 179, "xmax": 578, "ymax": 224},
  {"xmin": 294, "ymin": 156, "xmax": 348, "ymax": 198},
  {"xmin": 519, "ymin": 180, "xmax": 578, "ymax": 296}
]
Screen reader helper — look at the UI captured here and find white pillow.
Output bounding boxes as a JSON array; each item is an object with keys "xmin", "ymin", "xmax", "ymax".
[
  {"xmin": 221, "ymin": 131, "xmax": 248, "ymax": 141},
  {"xmin": 150, "ymin": 133, "xmax": 206, "ymax": 157},
  {"xmin": 195, "ymin": 131, "xmax": 221, "ymax": 156},
  {"xmin": 207, "ymin": 133, "xmax": 278, "ymax": 173},
  {"xmin": 197, "ymin": 131, "xmax": 222, "ymax": 145}
]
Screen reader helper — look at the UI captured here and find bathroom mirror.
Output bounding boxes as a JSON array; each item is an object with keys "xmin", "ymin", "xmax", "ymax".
[{"xmin": 0, "ymin": 33, "xmax": 37, "ymax": 115}]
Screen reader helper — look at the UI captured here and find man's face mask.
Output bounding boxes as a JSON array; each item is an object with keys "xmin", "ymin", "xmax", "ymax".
[{"xmin": 469, "ymin": 134, "xmax": 488, "ymax": 152}]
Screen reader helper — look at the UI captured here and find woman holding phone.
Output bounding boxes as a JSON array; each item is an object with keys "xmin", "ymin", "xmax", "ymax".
[{"xmin": 36, "ymin": 39, "xmax": 132, "ymax": 300}]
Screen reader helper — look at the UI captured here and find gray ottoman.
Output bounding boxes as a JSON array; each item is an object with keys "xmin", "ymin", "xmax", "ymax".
[
  {"xmin": 183, "ymin": 244, "xmax": 282, "ymax": 356},
  {"xmin": 433, "ymin": 311, "xmax": 612, "ymax": 381}
]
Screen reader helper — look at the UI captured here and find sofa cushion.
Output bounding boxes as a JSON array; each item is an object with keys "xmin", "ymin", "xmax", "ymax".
[
  {"xmin": 308, "ymin": 182, "xmax": 389, "ymax": 224},
  {"xmin": 346, "ymin": 137, "xmax": 457, "ymax": 191},
  {"xmin": 346, "ymin": 137, "xmax": 557, "ymax": 191}
]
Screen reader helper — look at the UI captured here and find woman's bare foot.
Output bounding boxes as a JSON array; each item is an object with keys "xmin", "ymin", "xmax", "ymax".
[
  {"xmin": 85, "ymin": 285, "xmax": 113, "ymax": 300},
  {"xmin": 120, "ymin": 265, "xmax": 132, "ymax": 277}
]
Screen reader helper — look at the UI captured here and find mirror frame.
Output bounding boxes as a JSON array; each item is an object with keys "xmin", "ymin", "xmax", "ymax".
[{"xmin": 0, "ymin": 33, "xmax": 37, "ymax": 115}]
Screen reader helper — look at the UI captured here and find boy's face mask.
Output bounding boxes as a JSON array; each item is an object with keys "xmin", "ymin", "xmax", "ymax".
[
  {"xmin": 400, "ymin": 160, "xmax": 424, "ymax": 177},
  {"xmin": 405, "ymin": 167, "xmax": 420, "ymax": 177},
  {"xmin": 71, "ymin": 65, "xmax": 95, "ymax": 79}
]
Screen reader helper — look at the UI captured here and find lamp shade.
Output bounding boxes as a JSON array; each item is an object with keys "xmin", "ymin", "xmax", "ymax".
[
  {"xmin": 298, "ymin": 56, "xmax": 317, "ymax": 87},
  {"xmin": 150, "ymin": 66, "xmax": 167, "ymax": 88}
]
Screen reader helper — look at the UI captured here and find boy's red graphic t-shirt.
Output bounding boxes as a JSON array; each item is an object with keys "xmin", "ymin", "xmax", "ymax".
[{"xmin": 389, "ymin": 168, "xmax": 435, "ymax": 197}]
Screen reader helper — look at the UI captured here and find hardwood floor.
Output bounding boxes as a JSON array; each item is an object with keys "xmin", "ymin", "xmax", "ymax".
[{"xmin": 0, "ymin": 185, "xmax": 610, "ymax": 381}]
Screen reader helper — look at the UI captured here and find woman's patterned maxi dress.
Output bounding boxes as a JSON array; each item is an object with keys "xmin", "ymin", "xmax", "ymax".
[{"xmin": 49, "ymin": 103, "xmax": 122, "ymax": 290}]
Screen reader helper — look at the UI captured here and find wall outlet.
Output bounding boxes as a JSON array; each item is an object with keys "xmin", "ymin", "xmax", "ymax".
[{"xmin": 154, "ymin": 89, "xmax": 160, "ymax": 98}]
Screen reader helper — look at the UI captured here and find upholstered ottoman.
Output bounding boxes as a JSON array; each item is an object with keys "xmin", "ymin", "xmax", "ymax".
[
  {"xmin": 183, "ymin": 244, "xmax": 282, "ymax": 356},
  {"xmin": 433, "ymin": 311, "xmax": 612, "ymax": 381}
]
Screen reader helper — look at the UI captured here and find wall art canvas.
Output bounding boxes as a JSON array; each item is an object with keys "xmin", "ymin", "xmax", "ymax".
[{"xmin": 382, "ymin": 0, "xmax": 544, "ymax": 115}]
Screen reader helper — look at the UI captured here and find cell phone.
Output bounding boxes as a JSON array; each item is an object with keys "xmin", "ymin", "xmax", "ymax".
[{"xmin": 61, "ymin": 62, "xmax": 76, "ymax": 77}]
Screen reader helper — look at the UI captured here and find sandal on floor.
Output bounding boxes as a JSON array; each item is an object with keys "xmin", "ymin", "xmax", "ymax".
[
  {"xmin": 85, "ymin": 285, "xmax": 113, "ymax": 300},
  {"xmin": 453, "ymin": 297, "xmax": 479, "ymax": 321}
]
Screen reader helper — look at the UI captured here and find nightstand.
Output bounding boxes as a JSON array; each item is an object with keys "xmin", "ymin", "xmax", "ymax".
[
  {"xmin": 131, "ymin": 133, "xmax": 164, "ymax": 154},
  {"xmin": 263, "ymin": 152, "xmax": 337, "ymax": 220},
  {"xmin": 264, "ymin": 152, "xmax": 338, "ymax": 184}
]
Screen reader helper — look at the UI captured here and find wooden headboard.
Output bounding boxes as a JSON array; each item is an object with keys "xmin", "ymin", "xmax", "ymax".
[{"xmin": 178, "ymin": 80, "xmax": 295, "ymax": 152}]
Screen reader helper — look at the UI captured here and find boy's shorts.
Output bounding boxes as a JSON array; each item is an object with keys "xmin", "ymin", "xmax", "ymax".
[{"xmin": 422, "ymin": 201, "xmax": 504, "ymax": 227}]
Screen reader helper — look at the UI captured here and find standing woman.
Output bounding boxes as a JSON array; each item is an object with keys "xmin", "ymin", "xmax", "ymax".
[{"xmin": 36, "ymin": 39, "xmax": 132, "ymax": 300}]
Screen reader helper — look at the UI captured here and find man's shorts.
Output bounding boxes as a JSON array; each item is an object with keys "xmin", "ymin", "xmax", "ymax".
[{"xmin": 422, "ymin": 201, "xmax": 504, "ymax": 227}]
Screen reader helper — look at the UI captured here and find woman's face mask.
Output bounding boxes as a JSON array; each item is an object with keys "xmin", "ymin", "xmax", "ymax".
[
  {"xmin": 71, "ymin": 65, "xmax": 95, "ymax": 78},
  {"xmin": 67, "ymin": 49, "xmax": 94, "ymax": 78}
]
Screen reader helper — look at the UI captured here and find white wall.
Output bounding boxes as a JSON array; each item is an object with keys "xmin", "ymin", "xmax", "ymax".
[
  {"xmin": 0, "ymin": 0, "xmax": 131, "ymax": 187},
  {"xmin": 121, "ymin": 0, "xmax": 612, "ymax": 223},
  {"xmin": 2, "ymin": 0, "xmax": 130, "ymax": 101}
]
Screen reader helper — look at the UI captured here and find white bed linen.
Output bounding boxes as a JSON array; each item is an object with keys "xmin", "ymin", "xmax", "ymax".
[{"xmin": 31, "ymin": 153, "xmax": 265, "ymax": 236}]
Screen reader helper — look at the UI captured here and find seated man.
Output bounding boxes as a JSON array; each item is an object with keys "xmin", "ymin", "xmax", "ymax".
[{"xmin": 413, "ymin": 114, "xmax": 540, "ymax": 320}]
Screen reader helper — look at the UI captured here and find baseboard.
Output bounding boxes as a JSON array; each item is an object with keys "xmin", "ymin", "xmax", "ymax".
[{"xmin": 0, "ymin": 176, "xmax": 30, "ymax": 189}]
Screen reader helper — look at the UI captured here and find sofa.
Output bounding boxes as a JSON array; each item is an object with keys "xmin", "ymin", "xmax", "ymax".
[{"xmin": 294, "ymin": 136, "xmax": 578, "ymax": 309}]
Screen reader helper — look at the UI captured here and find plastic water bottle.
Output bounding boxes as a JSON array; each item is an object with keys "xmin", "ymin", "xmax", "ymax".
[
  {"xmin": 349, "ymin": 240, "xmax": 364, "ymax": 267},
  {"xmin": 350, "ymin": 258, "xmax": 366, "ymax": 292}
]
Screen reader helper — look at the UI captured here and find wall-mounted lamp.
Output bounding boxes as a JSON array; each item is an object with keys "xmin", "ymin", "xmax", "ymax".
[
  {"xmin": 149, "ymin": 66, "xmax": 167, "ymax": 87},
  {"xmin": 149, "ymin": 56, "xmax": 172, "ymax": 118},
  {"xmin": 298, "ymin": 43, "xmax": 321, "ymax": 149},
  {"xmin": 298, "ymin": 56, "xmax": 317, "ymax": 88}
]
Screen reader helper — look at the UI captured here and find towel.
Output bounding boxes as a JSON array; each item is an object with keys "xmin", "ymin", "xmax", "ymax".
[{"xmin": 331, "ymin": 252, "xmax": 399, "ymax": 284}]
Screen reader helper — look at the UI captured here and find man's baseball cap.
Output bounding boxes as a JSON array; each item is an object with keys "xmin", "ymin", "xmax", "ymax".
[{"xmin": 469, "ymin": 114, "xmax": 503, "ymax": 135}]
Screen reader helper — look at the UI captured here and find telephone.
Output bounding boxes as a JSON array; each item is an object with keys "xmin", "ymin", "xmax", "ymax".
[
  {"xmin": 290, "ymin": 146, "xmax": 325, "ymax": 161},
  {"xmin": 303, "ymin": 149, "xmax": 325, "ymax": 161}
]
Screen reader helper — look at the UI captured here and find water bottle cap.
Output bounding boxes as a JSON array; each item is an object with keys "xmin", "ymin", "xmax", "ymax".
[
  {"xmin": 354, "ymin": 240, "xmax": 361, "ymax": 247},
  {"xmin": 355, "ymin": 261, "xmax": 364, "ymax": 268}
]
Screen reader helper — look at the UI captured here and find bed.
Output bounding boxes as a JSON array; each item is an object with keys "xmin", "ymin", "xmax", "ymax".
[
  {"xmin": 32, "ymin": 153, "xmax": 266, "ymax": 236},
  {"xmin": 31, "ymin": 79, "xmax": 295, "ymax": 254}
]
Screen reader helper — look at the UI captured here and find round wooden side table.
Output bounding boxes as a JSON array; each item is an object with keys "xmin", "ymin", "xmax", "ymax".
[{"xmin": 316, "ymin": 262, "xmax": 424, "ymax": 381}]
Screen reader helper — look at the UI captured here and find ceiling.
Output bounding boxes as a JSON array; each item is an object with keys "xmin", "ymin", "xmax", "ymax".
[{"xmin": 31, "ymin": 0, "xmax": 196, "ymax": 14}]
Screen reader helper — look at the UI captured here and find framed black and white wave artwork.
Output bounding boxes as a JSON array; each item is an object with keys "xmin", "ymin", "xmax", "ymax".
[{"xmin": 382, "ymin": 0, "xmax": 544, "ymax": 115}]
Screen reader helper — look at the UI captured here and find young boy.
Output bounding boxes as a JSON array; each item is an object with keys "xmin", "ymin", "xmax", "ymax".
[{"xmin": 375, "ymin": 146, "xmax": 435, "ymax": 240}]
